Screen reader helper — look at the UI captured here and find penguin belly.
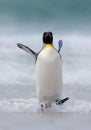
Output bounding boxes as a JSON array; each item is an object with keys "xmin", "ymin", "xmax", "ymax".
[{"xmin": 35, "ymin": 48, "xmax": 62, "ymax": 103}]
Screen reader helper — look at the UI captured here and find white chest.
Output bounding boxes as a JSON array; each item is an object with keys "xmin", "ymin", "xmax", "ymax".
[{"xmin": 35, "ymin": 48, "xmax": 62, "ymax": 102}]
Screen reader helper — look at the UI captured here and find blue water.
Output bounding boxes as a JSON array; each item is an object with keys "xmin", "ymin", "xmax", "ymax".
[
  {"xmin": 0, "ymin": 0, "xmax": 91, "ymax": 34},
  {"xmin": 0, "ymin": 0, "xmax": 91, "ymax": 113}
]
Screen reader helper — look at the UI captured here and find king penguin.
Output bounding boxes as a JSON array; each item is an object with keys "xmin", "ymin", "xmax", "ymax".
[{"xmin": 17, "ymin": 32, "xmax": 69, "ymax": 110}]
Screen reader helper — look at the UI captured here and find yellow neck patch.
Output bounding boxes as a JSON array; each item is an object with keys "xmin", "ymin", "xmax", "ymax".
[{"xmin": 44, "ymin": 44, "xmax": 53, "ymax": 49}]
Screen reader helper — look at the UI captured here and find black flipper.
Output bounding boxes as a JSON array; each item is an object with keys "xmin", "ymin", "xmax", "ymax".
[
  {"xmin": 58, "ymin": 40, "xmax": 63, "ymax": 53},
  {"xmin": 17, "ymin": 43, "xmax": 37, "ymax": 60},
  {"xmin": 55, "ymin": 97, "xmax": 69, "ymax": 105}
]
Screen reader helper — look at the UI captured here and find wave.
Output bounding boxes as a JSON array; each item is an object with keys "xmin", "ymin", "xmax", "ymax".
[{"xmin": 0, "ymin": 98, "xmax": 91, "ymax": 113}]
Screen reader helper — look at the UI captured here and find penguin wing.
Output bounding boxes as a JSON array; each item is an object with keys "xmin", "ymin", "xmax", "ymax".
[
  {"xmin": 58, "ymin": 40, "xmax": 63, "ymax": 53},
  {"xmin": 17, "ymin": 43, "xmax": 37, "ymax": 60}
]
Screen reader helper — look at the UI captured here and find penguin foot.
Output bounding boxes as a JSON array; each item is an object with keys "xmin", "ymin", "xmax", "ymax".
[
  {"xmin": 45, "ymin": 103, "xmax": 52, "ymax": 109},
  {"xmin": 41, "ymin": 103, "xmax": 52, "ymax": 111},
  {"xmin": 55, "ymin": 97, "xmax": 69, "ymax": 105},
  {"xmin": 41, "ymin": 104, "xmax": 44, "ymax": 111}
]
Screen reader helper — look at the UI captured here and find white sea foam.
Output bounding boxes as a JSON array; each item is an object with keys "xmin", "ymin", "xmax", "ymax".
[{"xmin": 0, "ymin": 98, "xmax": 91, "ymax": 114}]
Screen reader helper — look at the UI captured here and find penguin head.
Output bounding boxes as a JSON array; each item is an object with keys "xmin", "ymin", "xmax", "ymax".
[{"xmin": 43, "ymin": 32, "xmax": 53, "ymax": 44}]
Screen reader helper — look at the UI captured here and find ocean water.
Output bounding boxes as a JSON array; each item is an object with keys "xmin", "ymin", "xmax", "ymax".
[{"xmin": 0, "ymin": 0, "xmax": 91, "ymax": 113}]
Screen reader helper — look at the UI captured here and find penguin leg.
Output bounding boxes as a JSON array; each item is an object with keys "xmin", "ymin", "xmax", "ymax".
[
  {"xmin": 45, "ymin": 102, "xmax": 52, "ymax": 109},
  {"xmin": 55, "ymin": 97, "xmax": 69, "ymax": 105},
  {"xmin": 41, "ymin": 104, "xmax": 44, "ymax": 111},
  {"xmin": 41, "ymin": 102, "xmax": 52, "ymax": 111}
]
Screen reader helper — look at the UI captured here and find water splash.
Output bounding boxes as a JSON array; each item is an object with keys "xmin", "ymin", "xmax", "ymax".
[{"xmin": 0, "ymin": 98, "xmax": 91, "ymax": 114}]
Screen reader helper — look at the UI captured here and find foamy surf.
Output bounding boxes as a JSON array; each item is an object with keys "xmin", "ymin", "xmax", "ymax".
[{"xmin": 0, "ymin": 98, "xmax": 91, "ymax": 114}]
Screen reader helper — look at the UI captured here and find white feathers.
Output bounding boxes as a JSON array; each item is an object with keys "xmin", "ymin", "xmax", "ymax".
[{"xmin": 35, "ymin": 47, "xmax": 62, "ymax": 104}]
